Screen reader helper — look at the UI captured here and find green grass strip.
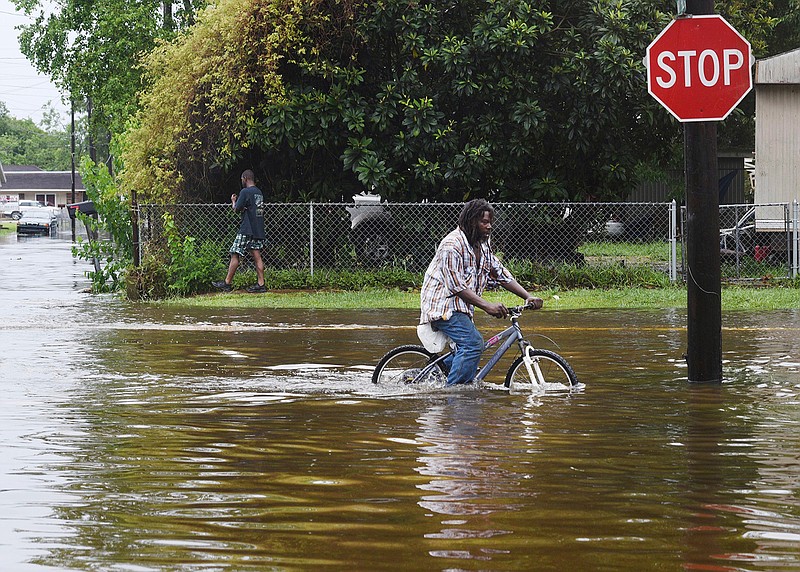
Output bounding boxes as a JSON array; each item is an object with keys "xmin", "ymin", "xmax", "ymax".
[{"xmin": 159, "ymin": 285, "xmax": 798, "ymax": 311}]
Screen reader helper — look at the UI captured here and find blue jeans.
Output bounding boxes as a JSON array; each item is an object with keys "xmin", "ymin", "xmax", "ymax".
[{"xmin": 432, "ymin": 312, "xmax": 483, "ymax": 385}]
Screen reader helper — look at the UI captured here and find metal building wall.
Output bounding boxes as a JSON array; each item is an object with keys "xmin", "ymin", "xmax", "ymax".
[
  {"xmin": 754, "ymin": 49, "xmax": 800, "ymax": 207},
  {"xmin": 754, "ymin": 84, "xmax": 800, "ymax": 205}
]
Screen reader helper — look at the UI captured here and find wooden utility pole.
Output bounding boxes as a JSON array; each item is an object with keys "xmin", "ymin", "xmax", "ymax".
[
  {"xmin": 70, "ymin": 99, "xmax": 76, "ymax": 242},
  {"xmin": 684, "ymin": 0, "xmax": 722, "ymax": 382}
]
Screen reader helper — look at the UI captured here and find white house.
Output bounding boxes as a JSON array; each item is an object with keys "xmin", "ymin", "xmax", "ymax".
[{"xmin": 0, "ymin": 163, "xmax": 86, "ymax": 212}]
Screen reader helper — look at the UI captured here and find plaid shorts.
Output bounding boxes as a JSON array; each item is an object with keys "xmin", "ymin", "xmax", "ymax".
[{"xmin": 230, "ymin": 234, "xmax": 266, "ymax": 256}]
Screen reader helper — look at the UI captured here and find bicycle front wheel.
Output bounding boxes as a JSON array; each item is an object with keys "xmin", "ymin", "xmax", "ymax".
[
  {"xmin": 372, "ymin": 345, "xmax": 447, "ymax": 389},
  {"xmin": 505, "ymin": 349, "xmax": 578, "ymax": 391}
]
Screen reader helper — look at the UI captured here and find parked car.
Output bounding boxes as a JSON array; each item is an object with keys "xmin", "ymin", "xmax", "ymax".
[
  {"xmin": 3, "ymin": 200, "xmax": 47, "ymax": 220},
  {"xmin": 16, "ymin": 209, "xmax": 58, "ymax": 236}
]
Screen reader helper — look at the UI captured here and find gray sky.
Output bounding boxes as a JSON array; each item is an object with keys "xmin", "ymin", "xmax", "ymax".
[{"xmin": 0, "ymin": 0, "xmax": 69, "ymax": 126}]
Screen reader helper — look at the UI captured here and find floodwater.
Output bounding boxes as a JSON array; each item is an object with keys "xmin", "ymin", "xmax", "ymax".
[{"xmin": 1, "ymin": 232, "xmax": 800, "ymax": 572}]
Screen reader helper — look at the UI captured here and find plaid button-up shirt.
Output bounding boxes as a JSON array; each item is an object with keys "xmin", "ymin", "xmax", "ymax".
[{"xmin": 419, "ymin": 227, "xmax": 513, "ymax": 324}]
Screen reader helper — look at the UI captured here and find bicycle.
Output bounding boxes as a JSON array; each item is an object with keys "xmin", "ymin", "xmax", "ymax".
[{"xmin": 372, "ymin": 305, "xmax": 579, "ymax": 391}]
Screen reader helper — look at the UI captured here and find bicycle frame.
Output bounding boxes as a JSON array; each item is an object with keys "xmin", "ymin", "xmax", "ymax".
[
  {"xmin": 411, "ymin": 310, "xmax": 534, "ymax": 385},
  {"xmin": 475, "ymin": 320, "xmax": 527, "ymax": 382}
]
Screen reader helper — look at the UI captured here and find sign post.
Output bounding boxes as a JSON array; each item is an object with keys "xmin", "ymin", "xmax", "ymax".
[{"xmin": 645, "ymin": 5, "xmax": 753, "ymax": 382}]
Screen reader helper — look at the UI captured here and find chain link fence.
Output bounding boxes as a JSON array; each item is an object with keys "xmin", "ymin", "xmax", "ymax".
[
  {"xmin": 137, "ymin": 200, "xmax": 799, "ymax": 283},
  {"xmin": 701, "ymin": 202, "xmax": 798, "ymax": 281}
]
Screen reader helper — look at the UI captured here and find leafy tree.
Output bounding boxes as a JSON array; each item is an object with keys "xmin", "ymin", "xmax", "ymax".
[
  {"xmin": 120, "ymin": 0, "xmax": 303, "ymax": 203},
  {"xmin": 121, "ymin": 0, "xmax": 677, "ymax": 202},
  {"xmin": 0, "ymin": 101, "xmax": 74, "ymax": 169},
  {"xmin": 11, "ymin": 0, "xmax": 205, "ymax": 158},
  {"xmin": 768, "ymin": 0, "xmax": 800, "ymax": 54}
]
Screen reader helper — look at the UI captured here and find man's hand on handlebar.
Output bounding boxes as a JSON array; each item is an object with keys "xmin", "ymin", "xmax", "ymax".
[
  {"xmin": 486, "ymin": 297, "xmax": 543, "ymax": 318},
  {"xmin": 525, "ymin": 297, "xmax": 544, "ymax": 310},
  {"xmin": 484, "ymin": 301, "xmax": 510, "ymax": 318}
]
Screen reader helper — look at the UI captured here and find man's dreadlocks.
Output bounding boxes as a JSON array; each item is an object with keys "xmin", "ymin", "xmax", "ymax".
[{"xmin": 458, "ymin": 198, "xmax": 494, "ymax": 247}]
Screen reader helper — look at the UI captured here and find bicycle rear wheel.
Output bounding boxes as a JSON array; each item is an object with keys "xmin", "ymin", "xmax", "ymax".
[
  {"xmin": 504, "ymin": 349, "xmax": 578, "ymax": 391},
  {"xmin": 372, "ymin": 345, "xmax": 447, "ymax": 389}
]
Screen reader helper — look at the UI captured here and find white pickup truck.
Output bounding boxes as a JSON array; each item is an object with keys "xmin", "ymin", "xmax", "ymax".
[{"xmin": 2, "ymin": 200, "xmax": 47, "ymax": 220}]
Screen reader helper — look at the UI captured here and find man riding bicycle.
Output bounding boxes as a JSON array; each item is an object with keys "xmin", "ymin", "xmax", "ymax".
[{"xmin": 420, "ymin": 199, "xmax": 543, "ymax": 386}]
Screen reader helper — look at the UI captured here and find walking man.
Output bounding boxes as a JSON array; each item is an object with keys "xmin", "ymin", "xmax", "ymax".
[
  {"xmin": 212, "ymin": 169, "xmax": 267, "ymax": 293},
  {"xmin": 420, "ymin": 199, "xmax": 542, "ymax": 385}
]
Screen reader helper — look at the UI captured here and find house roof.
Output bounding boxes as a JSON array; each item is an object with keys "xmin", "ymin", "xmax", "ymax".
[
  {"xmin": 0, "ymin": 164, "xmax": 84, "ymax": 191},
  {"xmin": 3, "ymin": 164, "xmax": 42, "ymax": 172},
  {"xmin": 755, "ymin": 47, "xmax": 800, "ymax": 85}
]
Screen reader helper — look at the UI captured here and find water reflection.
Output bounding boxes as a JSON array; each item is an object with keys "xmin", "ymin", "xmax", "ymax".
[
  {"xmin": 414, "ymin": 396, "xmax": 527, "ymax": 566},
  {"xmin": 3, "ymin": 235, "xmax": 800, "ymax": 570}
]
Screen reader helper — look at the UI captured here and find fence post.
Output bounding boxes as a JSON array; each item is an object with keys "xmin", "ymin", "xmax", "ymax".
[
  {"xmin": 309, "ymin": 203, "xmax": 314, "ymax": 276},
  {"xmin": 134, "ymin": 201, "xmax": 141, "ymax": 268},
  {"xmin": 793, "ymin": 200, "xmax": 799, "ymax": 278},
  {"xmin": 669, "ymin": 199, "xmax": 677, "ymax": 283}
]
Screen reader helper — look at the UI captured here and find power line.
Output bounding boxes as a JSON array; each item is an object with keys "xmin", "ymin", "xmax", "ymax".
[
  {"xmin": 0, "ymin": 82, "xmax": 62, "ymax": 89},
  {"xmin": 0, "ymin": 9, "xmax": 28, "ymax": 17}
]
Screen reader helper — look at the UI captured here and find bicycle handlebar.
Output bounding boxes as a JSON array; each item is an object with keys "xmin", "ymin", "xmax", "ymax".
[{"xmin": 508, "ymin": 302, "xmax": 541, "ymax": 317}]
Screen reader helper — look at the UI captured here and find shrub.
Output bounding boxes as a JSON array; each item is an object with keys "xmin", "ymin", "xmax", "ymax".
[
  {"xmin": 163, "ymin": 213, "xmax": 226, "ymax": 296},
  {"xmin": 72, "ymin": 158, "xmax": 133, "ymax": 293},
  {"xmin": 126, "ymin": 244, "xmax": 169, "ymax": 300}
]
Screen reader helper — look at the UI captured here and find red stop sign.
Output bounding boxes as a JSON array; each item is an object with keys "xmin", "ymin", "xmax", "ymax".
[{"xmin": 646, "ymin": 15, "xmax": 753, "ymax": 122}]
